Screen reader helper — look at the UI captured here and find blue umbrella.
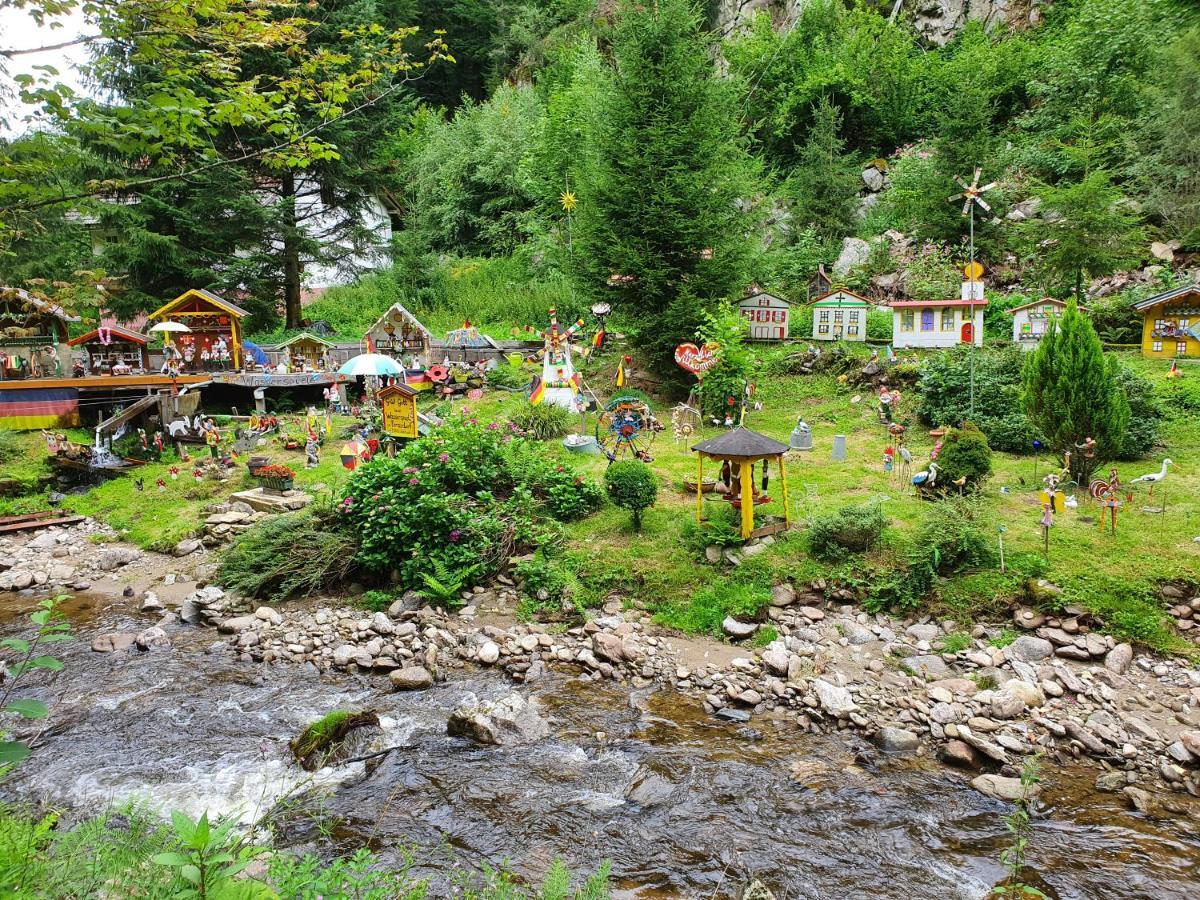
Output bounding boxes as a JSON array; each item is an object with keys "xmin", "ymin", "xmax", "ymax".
[{"xmin": 242, "ymin": 341, "xmax": 269, "ymax": 366}]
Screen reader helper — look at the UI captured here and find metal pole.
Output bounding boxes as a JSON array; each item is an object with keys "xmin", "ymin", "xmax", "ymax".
[{"xmin": 969, "ymin": 203, "xmax": 976, "ymax": 418}]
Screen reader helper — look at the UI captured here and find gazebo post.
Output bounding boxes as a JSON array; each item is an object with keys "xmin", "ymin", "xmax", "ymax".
[
  {"xmin": 739, "ymin": 460, "xmax": 754, "ymax": 539},
  {"xmin": 695, "ymin": 455, "xmax": 704, "ymax": 524},
  {"xmin": 779, "ymin": 453, "xmax": 791, "ymax": 529}
]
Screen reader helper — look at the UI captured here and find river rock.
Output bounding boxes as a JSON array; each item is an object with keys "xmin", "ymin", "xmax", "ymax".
[
  {"xmin": 940, "ymin": 740, "xmax": 983, "ymax": 770},
  {"xmin": 770, "ymin": 583, "xmax": 796, "ymax": 607},
  {"xmin": 722, "ymin": 617, "xmax": 758, "ymax": 639},
  {"xmin": 593, "ymin": 632, "xmax": 635, "ymax": 664},
  {"xmin": 135, "ymin": 626, "xmax": 170, "ymax": 651},
  {"xmin": 900, "ymin": 655, "xmax": 950, "ymax": 678},
  {"xmin": 139, "ymin": 591, "xmax": 164, "ymax": 613},
  {"xmin": 761, "ymin": 647, "xmax": 790, "ymax": 677},
  {"xmin": 97, "ymin": 547, "xmax": 141, "ymax": 572},
  {"xmin": 332, "ymin": 644, "xmax": 357, "ymax": 667},
  {"xmin": 1105, "ymin": 643, "xmax": 1133, "ymax": 674},
  {"xmin": 1179, "ymin": 730, "xmax": 1200, "ymax": 758},
  {"xmin": 812, "ymin": 679, "xmax": 857, "ymax": 716},
  {"xmin": 477, "ymin": 641, "xmax": 501, "ymax": 665},
  {"xmin": 1006, "ymin": 636, "xmax": 1053, "ymax": 663},
  {"xmin": 174, "ymin": 539, "xmax": 202, "ymax": 557},
  {"xmin": 390, "ymin": 666, "xmax": 433, "ymax": 691},
  {"xmin": 91, "ymin": 632, "xmax": 136, "ymax": 653},
  {"xmin": 906, "ymin": 623, "xmax": 941, "ymax": 643},
  {"xmin": 876, "ymin": 727, "xmax": 919, "ymax": 753},
  {"xmin": 1095, "ymin": 771, "xmax": 1127, "ymax": 793},
  {"xmin": 862, "ymin": 166, "xmax": 886, "ymax": 192},
  {"xmin": 972, "ymin": 774, "xmax": 1039, "ymax": 803},
  {"xmin": 447, "ymin": 693, "xmax": 549, "ymax": 746},
  {"xmin": 217, "ymin": 615, "xmax": 257, "ymax": 634},
  {"xmin": 624, "ymin": 769, "xmax": 676, "ymax": 806},
  {"xmin": 842, "ymin": 622, "xmax": 875, "ymax": 645}
]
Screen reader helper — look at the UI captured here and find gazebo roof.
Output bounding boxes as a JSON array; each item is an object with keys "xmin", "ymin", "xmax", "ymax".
[
  {"xmin": 692, "ymin": 427, "xmax": 790, "ymax": 460},
  {"xmin": 148, "ymin": 288, "xmax": 249, "ymax": 321},
  {"xmin": 68, "ymin": 325, "xmax": 148, "ymax": 346},
  {"xmin": 273, "ymin": 331, "xmax": 333, "ymax": 349}
]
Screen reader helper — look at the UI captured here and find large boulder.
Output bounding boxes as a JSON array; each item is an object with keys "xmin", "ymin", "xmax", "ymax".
[
  {"xmin": 447, "ymin": 693, "xmax": 550, "ymax": 746},
  {"xmin": 833, "ymin": 237, "xmax": 871, "ymax": 276},
  {"xmin": 390, "ymin": 666, "xmax": 433, "ymax": 691},
  {"xmin": 1006, "ymin": 635, "xmax": 1054, "ymax": 663},
  {"xmin": 97, "ymin": 547, "xmax": 141, "ymax": 572},
  {"xmin": 91, "ymin": 632, "xmax": 136, "ymax": 653},
  {"xmin": 876, "ymin": 726, "xmax": 920, "ymax": 753},
  {"xmin": 812, "ymin": 679, "xmax": 857, "ymax": 716}
]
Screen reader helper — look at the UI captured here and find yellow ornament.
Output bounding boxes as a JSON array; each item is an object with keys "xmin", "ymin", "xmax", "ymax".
[{"xmin": 560, "ymin": 191, "xmax": 578, "ymax": 213}]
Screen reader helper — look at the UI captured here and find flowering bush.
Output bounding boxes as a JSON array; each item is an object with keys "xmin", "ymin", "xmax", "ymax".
[{"xmin": 340, "ymin": 414, "xmax": 598, "ymax": 589}]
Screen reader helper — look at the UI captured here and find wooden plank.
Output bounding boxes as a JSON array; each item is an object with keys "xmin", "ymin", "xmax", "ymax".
[
  {"xmin": 0, "ymin": 510, "xmax": 60, "ymax": 526},
  {"xmin": 0, "ymin": 374, "xmax": 207, "ymax": 392},
  {"xmin": 0, "ymin": 515, "xmax": 84, "ymax": 534}
]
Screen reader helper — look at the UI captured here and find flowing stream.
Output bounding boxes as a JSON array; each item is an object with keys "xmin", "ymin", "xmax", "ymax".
[{"xmin": 2, "ymin": 592, "xmax": 1198, "ymax": 898}]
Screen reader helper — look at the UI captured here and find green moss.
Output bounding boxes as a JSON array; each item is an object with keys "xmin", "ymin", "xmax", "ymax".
[
  {"xmin": 940, "ymin": 633, "xmax": 971, "ymax": 654},
  {"xmin": 751, "ymin": 625, "xmax": 780, "ymax": 648}
]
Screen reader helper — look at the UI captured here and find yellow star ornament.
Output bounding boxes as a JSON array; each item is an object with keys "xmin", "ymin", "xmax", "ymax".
[{"xmin": 560, "ymin": 191, "xmax": 578, "ymax": 213}]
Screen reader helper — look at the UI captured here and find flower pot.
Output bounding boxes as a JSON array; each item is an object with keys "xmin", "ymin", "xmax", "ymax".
[
  {"xmin": 257, "ymin": 476, "xmax": 294, "ymax": 494},
  {"xmin": 246, "ymin": 456, "xmax": 270, "ymax": 476}
]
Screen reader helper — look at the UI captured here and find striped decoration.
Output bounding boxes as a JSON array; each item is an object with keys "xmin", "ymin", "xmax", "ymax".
[{"xmin": 0, "ymin": 387, "xmax": 80, "ymax": 430}]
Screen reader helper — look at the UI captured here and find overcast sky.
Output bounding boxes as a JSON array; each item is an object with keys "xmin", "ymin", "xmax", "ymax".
[{"xmin": 0, "ymin": 6, "xmax": 90, "ymax": 136}]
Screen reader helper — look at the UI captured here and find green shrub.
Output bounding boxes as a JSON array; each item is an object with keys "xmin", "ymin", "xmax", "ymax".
[
  {"xmin": 604, "ymin": 460, "xmax": 658, "ymax": 531},
  {"xmin": 682, "ymin": 503, "xmax": 744, "ymax": 553},
  {"xmin": 504, "ymin": 441, "xmax": 605, "ymax": 521},
  {"xmin": 917, "ymin": 346, "xmax": 1038, "ymax": 453},
  {"xmin": 915, "ymin": 496, "xmax": 996, "ymax": 573},
  {"xmin": 932, "ymin": 423, "xmax": 992, "ymax": 491},
  {"xmin": 218, "ymin": 510, "xmax": 360, "ymax": 601},
  {"xmin": 807, "ymin": 503, "xmax": 887, "ymax": 558},
  {"xmin": 508, "ymin": 402, "xmax": 574, "ymax": 440},
  {"xmin": 515, "ymin": 555, "xmax": 573, "ymax": 610},
  {"xmin": 487, "ymin": 361, "xmax": 534, "ymax": 389},
  {"xmin": 1113, "ymin": 365, "xmax": 1162, "ymax": 458},
  {"xmin": 357, "ymin": 589, "xmax": 394, "ymax": 612}
]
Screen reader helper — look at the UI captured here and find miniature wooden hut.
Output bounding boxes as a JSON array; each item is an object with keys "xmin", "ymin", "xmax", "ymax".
[
  {"xmin": 67, "ymin": 325, "xmax": 150, "ymax": 373},
  {"xmin": 0, "ymin": 286, "xmax": 79, "ymax": 379},
  {"xmin": 365, "ymin": 303, "xmax": 432, "ymax": 365},
  {"xmin": 692, "ymin": 427, "xmax": 791, "ymax": 540},
  {"xmin": 738, "ymin": 286, "xmax": 790, "ymax": 341},
  {"xmin": 273, "ymin": 331, "xmax": 332, "ymax": 370},
  {"xmin": 1135, "ymin": 284, "xmax": 1200, "ymax": 358},
  {"xmin": 147, "ymin": 288, "xmax": 248, "ymax": 370}
]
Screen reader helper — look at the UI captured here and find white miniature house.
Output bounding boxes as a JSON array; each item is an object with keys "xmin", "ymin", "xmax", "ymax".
[
  {"xmin": 890, "ymin": 281, "xmax": 986, "ymax": 350},
  {"xmin": 1009, "ymin": 298, "xmax": 1084, "ymax": 350},
  {"xmin": 738, "ymin": 286, "xmax": 790, "ymax": 341},
  {"xmin": 810, "ymin": 290, "xmax": 870, "ymax": 342}
]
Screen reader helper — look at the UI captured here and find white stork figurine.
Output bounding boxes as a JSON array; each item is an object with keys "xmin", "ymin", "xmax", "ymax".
[
  {"xmin": 912, "ymin": 462, "xmax": 938, "ymax": 491},
  {"xmin": 1131, "ymin": 458, "xmax": 1173, "ymax": 498}
]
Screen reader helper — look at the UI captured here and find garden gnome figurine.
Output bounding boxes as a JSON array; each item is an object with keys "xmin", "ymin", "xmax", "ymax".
[
  {"xmin": 790, "ymin": 417, "xmax": 813, "ymax": 451},
  {"xmin": 305, "ymin": 429, "xmax": 320, "ymax": 469}
]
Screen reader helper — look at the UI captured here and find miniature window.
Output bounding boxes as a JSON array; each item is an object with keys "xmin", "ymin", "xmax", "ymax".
[
  {"xmin": 818, "ymin": 324, "xmax": 829, "ymax": 334},
  {"xmin": 834, "ymin": 310, "xmax": 844, "ymax": 322},
  {"xmin": 819, "ymin": 310, "xmax": 829, "ymax": 322},
  {"xmin": 921, "ymin": 310, "xmax": 934, "ymax": 331},
  {"xmin": 941, "ymin": 309, "xmax": 955, "ymax": 330},
  {"xmin": 848, "ymin": 310, "xmax": 860, "ymax": 322},
  {"xmin": 1181, "ymin": 319, "xmax": 1190, "ymax": 330},
  {"xmin": 1153, "ymin": 341, "xmax": 1163, "ymax": 352},
  {"xmin": 848, "ymin": 325, "xmax": 859, "ymax": 335},
  {"xmin": 901, "ymin": 311, "xmax": 914, "ymax": 331},
  {"xmin": 1178, "ymin": 341, "xmax": 1188, "ymax": 355}
]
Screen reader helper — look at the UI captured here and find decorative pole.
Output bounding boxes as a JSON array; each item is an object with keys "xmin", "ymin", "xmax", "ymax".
[{"xmin": 949, "ymin": 168, "xmax": 996, "ymax": 418}]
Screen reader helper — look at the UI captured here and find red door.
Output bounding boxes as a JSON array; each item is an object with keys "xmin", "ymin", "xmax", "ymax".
[{"xmin": 960, "ymin": 322, "xmax": 974, "ymax": 344}]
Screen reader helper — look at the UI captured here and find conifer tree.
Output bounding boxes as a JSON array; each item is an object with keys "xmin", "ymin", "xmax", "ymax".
[
  {"xmin": 1021, "ymin": 301, "xmax": 1130, "ymax": 483},
  {"xmin": 575, "ymin": 0, "xmax": 759, "ymax": 370},
  {"xmin": 785, "ymin": 96, "xmax": 861, "ymax": 244}
]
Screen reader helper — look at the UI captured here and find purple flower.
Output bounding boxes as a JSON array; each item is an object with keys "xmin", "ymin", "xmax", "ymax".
[
  {"xmin": 486, "ymin": 422, "xmax": 499, "ymax": 430},
  {"xmin": 438, "ymin": 452, "xmax": 450, "ymax": 463},
  {"xmin": 449, "ymin": 529, "xmax": 461, "ymax": 542},
  {"xmin": 409, "ymin": 477, "xmax": 420, "ymax": 486}
]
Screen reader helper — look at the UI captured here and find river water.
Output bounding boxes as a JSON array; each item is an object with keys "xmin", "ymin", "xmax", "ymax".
[{"xmin": 2, "ymin": 592, "xmax": 1198, "ymax": 898}]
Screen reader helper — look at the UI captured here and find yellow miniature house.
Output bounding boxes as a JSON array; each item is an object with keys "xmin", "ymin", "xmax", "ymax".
[
  {"xmin": 1135, "ymin": 284, "xmax": 1200, "ymax": 358},
  {"xmin": 147, "ymin": 288, "xmax": 247, "ymax": 370}
]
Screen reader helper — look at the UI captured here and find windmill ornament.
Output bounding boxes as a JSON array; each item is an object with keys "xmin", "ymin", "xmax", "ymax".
[{"xmin": 947, "ymin": 167, "xmax": 996, "ymax": 417}]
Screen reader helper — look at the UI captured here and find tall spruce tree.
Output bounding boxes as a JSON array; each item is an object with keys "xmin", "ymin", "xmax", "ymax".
[
  {"xmin": 784, "ymin": 96, "xmax": 861, "ymax": 245},
  {"xmin": 1021, "ymin": 301, "xmax": 1130, "ymax": 484},
  {"xmin": 574, "ymin": 0, "xmax": 759, "ymax": 370}
]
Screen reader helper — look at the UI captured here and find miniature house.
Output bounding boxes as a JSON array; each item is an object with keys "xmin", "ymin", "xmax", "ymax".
[
  {"xmin": 890, "ymin": 297, "xmax": 986, "ymax": 349},
  {"xmin": 67, "ymin": 324, "xmax": 150, "ymax": 372},
  {"xmin": 1135, "ymin": 284, "xmax": 1200, "ymax": 358},
  {"xmin": 0, "ymin": 286, "xmax": 79, "ymax": 379},
  {"xmin": 147, "ymin": 288, "xmax": 248, "ymax": 371},
  {"xmin": 364, "ymin": 303, "xmax": 432, "ymax": 365},
  {"xmin": 810, "ymin": 290, "xmax": 870, "ymax": 342},
  {"xmin": 1008, "ymin": 298, "xmax": 1086, "ymax": 350},
  {"xmin": 272, "ymin": 332, "xmax": 333, "ymax": 370},
  {"xmin": 738, "ymin": 286, "xmax": 790, "ymax": 341}
]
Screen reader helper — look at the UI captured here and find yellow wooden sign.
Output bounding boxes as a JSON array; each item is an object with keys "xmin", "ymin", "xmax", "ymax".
[
  {"xmin": 963, "ymin": 261, "xmax": 985, "ymax": 281},
  {"xmin": 379, "ymin": 384, "xmax": 418, "ymax": 439}
]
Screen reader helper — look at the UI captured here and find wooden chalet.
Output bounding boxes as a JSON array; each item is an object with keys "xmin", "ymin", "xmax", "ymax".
[{"xmin": 147, "ymin": 288, "xmax": 248, "ymax": 371}]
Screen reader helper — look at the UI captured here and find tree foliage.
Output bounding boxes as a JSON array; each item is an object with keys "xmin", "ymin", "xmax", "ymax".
[{"xmin": 1021, "ymin": 302, "xmax": 1130, "ymax": 483}]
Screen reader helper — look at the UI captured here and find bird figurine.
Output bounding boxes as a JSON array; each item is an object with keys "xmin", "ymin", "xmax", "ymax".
[
  {"xmin": 1131, "ymin": 458, "xmax": 1173, "ymax": 498},
  {"xmin": 1064, "ymin": 495, "xmax": 1078, "ymax": 509},
  {"xmin": 912, "ymin": 462, "xmax": 939, "ymax": 490},
  {"xmin": 952, "ymin": 475, "xmax": 968, "ymax": 494}
]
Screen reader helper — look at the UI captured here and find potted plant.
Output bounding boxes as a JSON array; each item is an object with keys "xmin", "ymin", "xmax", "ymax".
[{"xmin": 254, "ymin": 463, "xmax": 296, "ymax": 493}]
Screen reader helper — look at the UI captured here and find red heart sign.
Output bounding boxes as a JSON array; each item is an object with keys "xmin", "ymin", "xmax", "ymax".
[{"xmin": 674, "ymin": 342, "xmax": 719, "ymax": 375}]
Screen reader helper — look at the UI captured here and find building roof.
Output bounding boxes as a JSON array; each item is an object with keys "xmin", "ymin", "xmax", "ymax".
[
  {"xmin": 811, "ymin": 289, "xmax": 871, "ymax": 307},
  {"xmin": 444, "ymin": 323, "xmax": 500, "ymax": 349},
  {"xmin": 68, "ymin": 325, "xmax": 148, "ymax": 346},
  {"xmin": 365, "ymin": 302, "xmax": 433, "ymax": 341},
  {"xmin": 272, "ymin": 331, "xmax": 333, "ymax": 349},
  {"xmin": 1006, "ymin": 298, "xmax": 1088, "ymax": 315},
  {"xmin": 889, "ymin": 299, "xmax": 990, "ymax": 309},
  {"xmin": 378, "ymin": 382, "xmax": 418, "ymax": 398},
  {"xmin": 741, "ymin": 285, "xmax": 789, "ymax": 306},
  {"xmin": 1133, "ymin": 284, "xmax": 1200, "ymax": 311},
  {"xmin": 148, "ymin": 288, "xmax": 249, "ymax": 321},
  {"xmin": 692, "ymin": 426, "xmax": 790, "ymax": 460},
  {"xmin": 0, "ymin": 286, "xmax": 81, "ymax": 323}
]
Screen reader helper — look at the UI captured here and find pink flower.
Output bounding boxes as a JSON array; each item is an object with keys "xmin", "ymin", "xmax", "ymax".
[
  {"xmin": 487, "ymin": 422, "xmax": 499, "ymax": 430},
  {"xmin": 409, "ymin": 477, "xmax": 419, "ymax": 486},
  {"xmin": 438, "ymin": 452, "xmax": 450, "ymax": 463},
  {"xmin": 449, "ymin": 529, "xmax": 461, "ymax": 542}
]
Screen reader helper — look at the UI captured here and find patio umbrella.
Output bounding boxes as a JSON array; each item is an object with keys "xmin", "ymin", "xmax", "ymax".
[
  {"xmin": 148, "ymin": 321, "xmax": 191, "ymax": 333},
  {"xmin": 340, "ymin": 439, "xmax": 368, "ymax": 470},
  {"xmin": 338, "ymin": 353, "xmax": 403, "ymax": 377}
]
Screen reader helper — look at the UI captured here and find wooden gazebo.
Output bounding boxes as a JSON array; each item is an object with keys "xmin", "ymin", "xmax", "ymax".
[{"xmin": 692, "ymin": 427, "xmax": 791, "ymax": 540}]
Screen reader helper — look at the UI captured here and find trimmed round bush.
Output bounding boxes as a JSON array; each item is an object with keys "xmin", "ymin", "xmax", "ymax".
[
  {"xmin": 807, "ymin": 503, "xmax": 887, "ymax": 559},
  {"xmin": 604, "ymin": 460, "xmax": 658, "ymax": 531},
  {"xmin": 932, "ymin": 423, "xmax": 992, "ymax": 492}
]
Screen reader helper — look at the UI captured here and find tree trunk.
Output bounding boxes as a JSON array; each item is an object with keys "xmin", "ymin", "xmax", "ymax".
[{"xmin": 281, "ymin": 171, "xmax": 303, "ymax": 330}]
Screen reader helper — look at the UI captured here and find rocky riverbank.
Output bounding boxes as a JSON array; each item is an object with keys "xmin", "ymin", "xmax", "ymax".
[{"xmin": 4, "ymin": 519, "xmax": 1200, "ymax": 814}]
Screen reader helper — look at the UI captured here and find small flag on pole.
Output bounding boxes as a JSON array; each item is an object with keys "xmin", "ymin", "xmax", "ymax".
[
  {"xmin": 529, "ymin": 376, "xmax": 545, "ymax": 406},
  {"xmin": 616, "ymin": 355, "xmax": 630, "ymax": 388},
  {"xmin": 592, "ymin": 328, "xmax": 605, "ymax": 349}
]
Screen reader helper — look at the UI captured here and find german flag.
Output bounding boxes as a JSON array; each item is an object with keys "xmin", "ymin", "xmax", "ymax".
[
  {"xmin": 529, "ymin": 375, "xmax": 545, "ymax": 406},
  {"xmin": 592, "ymin": 328, "xmax": 605, "ymax": 349},
  {"xmin": 616, "ymin": 356, "xmax": 630, "ymax": 388}
]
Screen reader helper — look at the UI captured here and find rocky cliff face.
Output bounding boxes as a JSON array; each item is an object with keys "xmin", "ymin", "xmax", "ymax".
[{"xmin": 715, "ymin": 0, "xmax": 1049, "ymax": 46}]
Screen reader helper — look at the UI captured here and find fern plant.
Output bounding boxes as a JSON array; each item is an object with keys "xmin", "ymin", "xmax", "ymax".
[{"xmin": 418, "ymin": 558, "xmax": 483, "ymax": 610}]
